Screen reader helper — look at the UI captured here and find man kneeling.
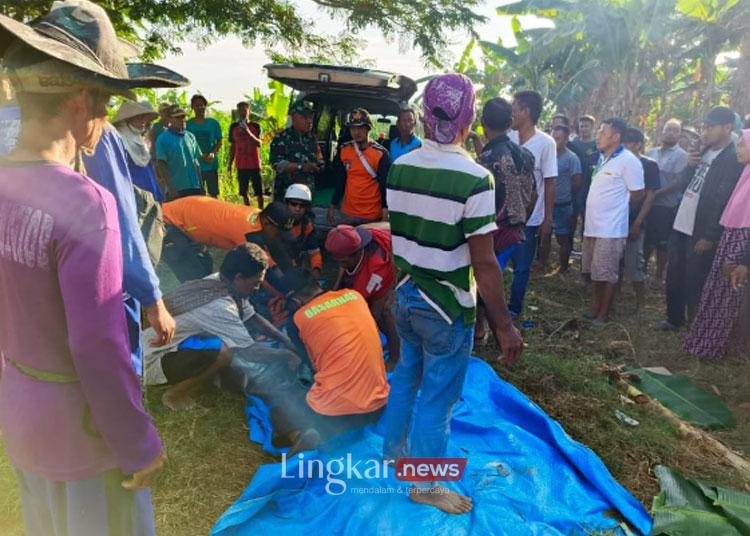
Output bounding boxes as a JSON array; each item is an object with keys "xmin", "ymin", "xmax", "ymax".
[
  {"xmin": 282, "ymin": 269, "xmax": 390, "ymax": 451},
  {"xmin": 143, "ymin": 243, "xmax": 297, "ymax": 410}
]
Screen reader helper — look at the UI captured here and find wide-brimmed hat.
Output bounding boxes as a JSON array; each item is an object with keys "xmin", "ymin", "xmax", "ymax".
[
  {"xmin": 325, "ymin": 225, "xmax": 373, "ymax": 259},
  {"xmin": 112, "ymin": 100, "xmax": 158, "ymax": 125},
  {"xmin": 0, "ymin": 0, "xmax": 189, "ymax": 98}
]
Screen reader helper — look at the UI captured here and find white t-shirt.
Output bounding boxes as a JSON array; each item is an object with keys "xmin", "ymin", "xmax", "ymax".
[
  {"xmin": 672, "ymin": 148, "xmax": 721, "ymax": 236},
  {"xmin": 509, "ymin": 129, "xmax": 558, "ymax": 226},
  {"xmin": 584, "ymin": 147, "xmax": 645, "ymax": 238}
]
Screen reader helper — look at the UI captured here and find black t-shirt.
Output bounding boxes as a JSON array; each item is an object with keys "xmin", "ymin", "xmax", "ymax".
[
  {"xmin": 568, "ymin": 139, "xmax": 599, "ymax": 186},
  {"xmin": 629, "ymin": 156, "xmax": 660, "ymax": 224}
]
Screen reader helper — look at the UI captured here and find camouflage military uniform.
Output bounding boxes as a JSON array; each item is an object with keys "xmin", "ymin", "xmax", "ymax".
[{"xmin": 269, "ymin": 127, "xmax": 321, "ymax": 195}]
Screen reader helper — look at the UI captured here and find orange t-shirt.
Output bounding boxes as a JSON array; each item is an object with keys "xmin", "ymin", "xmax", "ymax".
[
  {"xmin": 162, "ymin": 196, "xmax": 261, "ymax": 249},
  {"xmin": 293, "ymin": 289, "xmax": 389, "ymax": 416},
  {"xmin": 339, "ymin": 143, "xmax": 387, "ymax": 221}
]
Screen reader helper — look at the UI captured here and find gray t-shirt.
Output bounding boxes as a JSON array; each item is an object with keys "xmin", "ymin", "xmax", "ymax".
[
  {"xmin": 672, "ymin": 148, "xmax": 720, "ymax": 236},
  {"xmin": 646, "ymin": 145, "xmax": 688, "ymax": 208},
  {"xmin": 554, "ymin": 148, "xmax": 582, "ymax": 204},
  {"xmin": 143, "ymin": 275, "xmax": 256, "ymax": 385}
]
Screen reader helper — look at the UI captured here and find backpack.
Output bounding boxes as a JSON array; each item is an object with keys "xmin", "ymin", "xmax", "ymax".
[{"xmin": 133, "ymin": 185, "xmax": 165, "ymax": 266}]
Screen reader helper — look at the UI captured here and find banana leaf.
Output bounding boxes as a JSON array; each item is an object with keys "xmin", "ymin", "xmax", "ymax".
[
  {"xmin": 627, "ymin": 369, "xmax": 734, "ymax": 430},
  {"xmin": 714, "ymin": 486, "xmax": 750, "ymax": 533},
  {"xmin": 651, "ymin": 466, "xmax": 750, "ymax": 535}
]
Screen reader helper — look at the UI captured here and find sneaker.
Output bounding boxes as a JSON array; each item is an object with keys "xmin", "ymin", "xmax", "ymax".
[
  {"xmin": 590, "ymin": 319, "xmax": 608, "ymax": 329},
  {"xmin": 654, "ymin": 320, "xmax": 678, "ymax": 332}
]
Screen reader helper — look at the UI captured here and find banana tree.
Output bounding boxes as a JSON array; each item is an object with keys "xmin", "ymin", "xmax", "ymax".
[
  {"xmin": 675, "ymin": 0, "xmax": 746, "ymax": 120},
  {"xmin": 484, "ymin": 0, "xmax": 743, "ymax": 129}
]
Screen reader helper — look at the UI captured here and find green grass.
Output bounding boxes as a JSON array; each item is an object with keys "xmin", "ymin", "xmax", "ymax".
[{"xmin": 2, "ymin": 254, "xmax": 749, "ymax": 535}]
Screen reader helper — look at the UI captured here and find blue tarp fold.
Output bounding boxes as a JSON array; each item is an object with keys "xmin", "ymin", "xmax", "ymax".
[{"xmin": 212, "ymin": 358, "xmax": 652, "ymax": 535}]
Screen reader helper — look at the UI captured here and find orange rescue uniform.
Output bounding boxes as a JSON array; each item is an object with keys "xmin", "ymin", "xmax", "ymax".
[
  {"xmin": 293, "ymin": 289, "xmax": 389, "ymax": 416},
  {"xmin": 333, "ymin": 141, "xmax": 390, "ymax": 221},
  {"xmin": 162, "ymin": 196, "xmax": 261, "ymax": 249}
]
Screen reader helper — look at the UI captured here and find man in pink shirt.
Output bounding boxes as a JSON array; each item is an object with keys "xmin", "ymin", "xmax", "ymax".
[{"xmin": 0, "ymin": 2, "xmax": 180, "ymax": 533}]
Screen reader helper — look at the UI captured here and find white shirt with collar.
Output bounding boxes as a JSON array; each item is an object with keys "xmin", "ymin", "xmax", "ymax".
[{"xmin": 585, "ymin": 147, "xmax": 645, "ymax": 238}]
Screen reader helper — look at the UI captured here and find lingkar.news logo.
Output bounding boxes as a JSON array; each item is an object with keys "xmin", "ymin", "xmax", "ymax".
[{"xmin": 281, "ymin": 454, "xmax": 468, "ymax": 495}]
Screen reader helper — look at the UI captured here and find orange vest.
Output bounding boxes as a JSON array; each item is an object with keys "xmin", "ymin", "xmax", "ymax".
[{"xmin": 339, "ymin": 143, "xmax": 386, "ymax": 220}]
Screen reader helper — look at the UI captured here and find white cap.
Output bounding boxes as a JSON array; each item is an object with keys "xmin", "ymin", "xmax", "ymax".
[{"xmin": 284, "ymin": 183, "xmax": 312, "ymax": 203}]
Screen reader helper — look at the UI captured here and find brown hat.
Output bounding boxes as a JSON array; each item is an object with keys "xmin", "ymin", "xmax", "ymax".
[
  {"xmin": 165, "ymin": 104, "xmax": 187, "ymax": 118},
  {"xmin": 0, "ymin": 0, "xmax": 188, "ymax": 98}
]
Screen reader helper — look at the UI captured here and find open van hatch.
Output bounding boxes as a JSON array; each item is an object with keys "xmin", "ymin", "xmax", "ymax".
[{"xmin": 265, "ymin": 63, "xmax": 417, "ymax": 116}]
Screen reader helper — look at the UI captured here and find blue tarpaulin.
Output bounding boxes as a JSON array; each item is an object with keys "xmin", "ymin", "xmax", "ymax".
[{"xmin": 212, "ymin": 358, "xmax": 652, "ymax": 535}]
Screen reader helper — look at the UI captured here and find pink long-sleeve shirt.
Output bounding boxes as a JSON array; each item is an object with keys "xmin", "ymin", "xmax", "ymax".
[{"xmin": 0, "ymin": 160, "xmax": 161, "ymax": 481}]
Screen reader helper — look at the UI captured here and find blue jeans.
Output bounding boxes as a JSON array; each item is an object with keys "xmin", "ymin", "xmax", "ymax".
[
  {"xmin": 383, "ymin": 281, "xmax": 474, "ymax": 477},
  {"xmin": 496, "ymin": 244, "xmax": 518, "ymax": 271},
  {"xmin": 509, "ymin": 225, "xmax": 538, "ymax": 317}
]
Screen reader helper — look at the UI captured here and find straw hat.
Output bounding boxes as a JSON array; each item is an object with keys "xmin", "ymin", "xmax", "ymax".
[{"xmin": 112, "ymin": 100, "xmax": 158, "ymax": 125}]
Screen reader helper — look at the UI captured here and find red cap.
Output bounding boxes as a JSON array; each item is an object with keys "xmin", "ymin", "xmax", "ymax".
[{"xmin": 325, "ymin": 225, "xmax": 372, "ymax": 259}]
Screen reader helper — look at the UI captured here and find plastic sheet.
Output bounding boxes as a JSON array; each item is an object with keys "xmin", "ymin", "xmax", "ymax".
[{"xmin": 212, "ymin": 358, "xmax": 652, "ymax": 535}]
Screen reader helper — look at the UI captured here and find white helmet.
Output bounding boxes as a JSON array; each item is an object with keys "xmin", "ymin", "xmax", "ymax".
[{"xmin": 284, "ymin": 183, "xmax": 312, "ymax": 203}]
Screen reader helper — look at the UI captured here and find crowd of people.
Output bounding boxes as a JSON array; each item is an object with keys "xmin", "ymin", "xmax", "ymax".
[{"xmin": 1, "ymin": 1, "xmax": 749, "ymax": 534}]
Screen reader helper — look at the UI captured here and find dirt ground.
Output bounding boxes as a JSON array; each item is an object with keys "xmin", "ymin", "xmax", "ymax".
[{"xmin": 1, "ymin": 251, "xmax": 748, "ymax": 535}]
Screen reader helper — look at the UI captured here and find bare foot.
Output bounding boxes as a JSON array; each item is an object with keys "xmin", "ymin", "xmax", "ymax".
[
  {"xmin": 161, "ymin": 389, "xmax": 195, "ymax": 411},
  {"xmin": 408, "ymin": 485, "xmax": 473, "ymax": 514}
]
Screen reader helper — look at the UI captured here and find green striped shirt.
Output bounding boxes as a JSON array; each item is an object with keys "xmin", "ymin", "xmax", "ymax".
[{"xmin": 386, "ymin": 139, "xmax": 496, "ymax": 325}]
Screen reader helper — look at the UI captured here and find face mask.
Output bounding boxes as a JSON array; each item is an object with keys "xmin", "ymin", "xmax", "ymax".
[{"xmin": 127, "ymin": 123, "xmax": 147, "ymax": 137}]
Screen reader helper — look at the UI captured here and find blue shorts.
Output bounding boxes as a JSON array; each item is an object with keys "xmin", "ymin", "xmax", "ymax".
[{"xmin": 553, "ymin": 204, "xmax": 573, "ymax": 236}]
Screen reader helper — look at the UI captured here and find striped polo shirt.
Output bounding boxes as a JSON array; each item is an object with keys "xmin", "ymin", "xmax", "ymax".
[{"xmin": 386, "ymin": 139, "xmax": 497, "ymax": 325}]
